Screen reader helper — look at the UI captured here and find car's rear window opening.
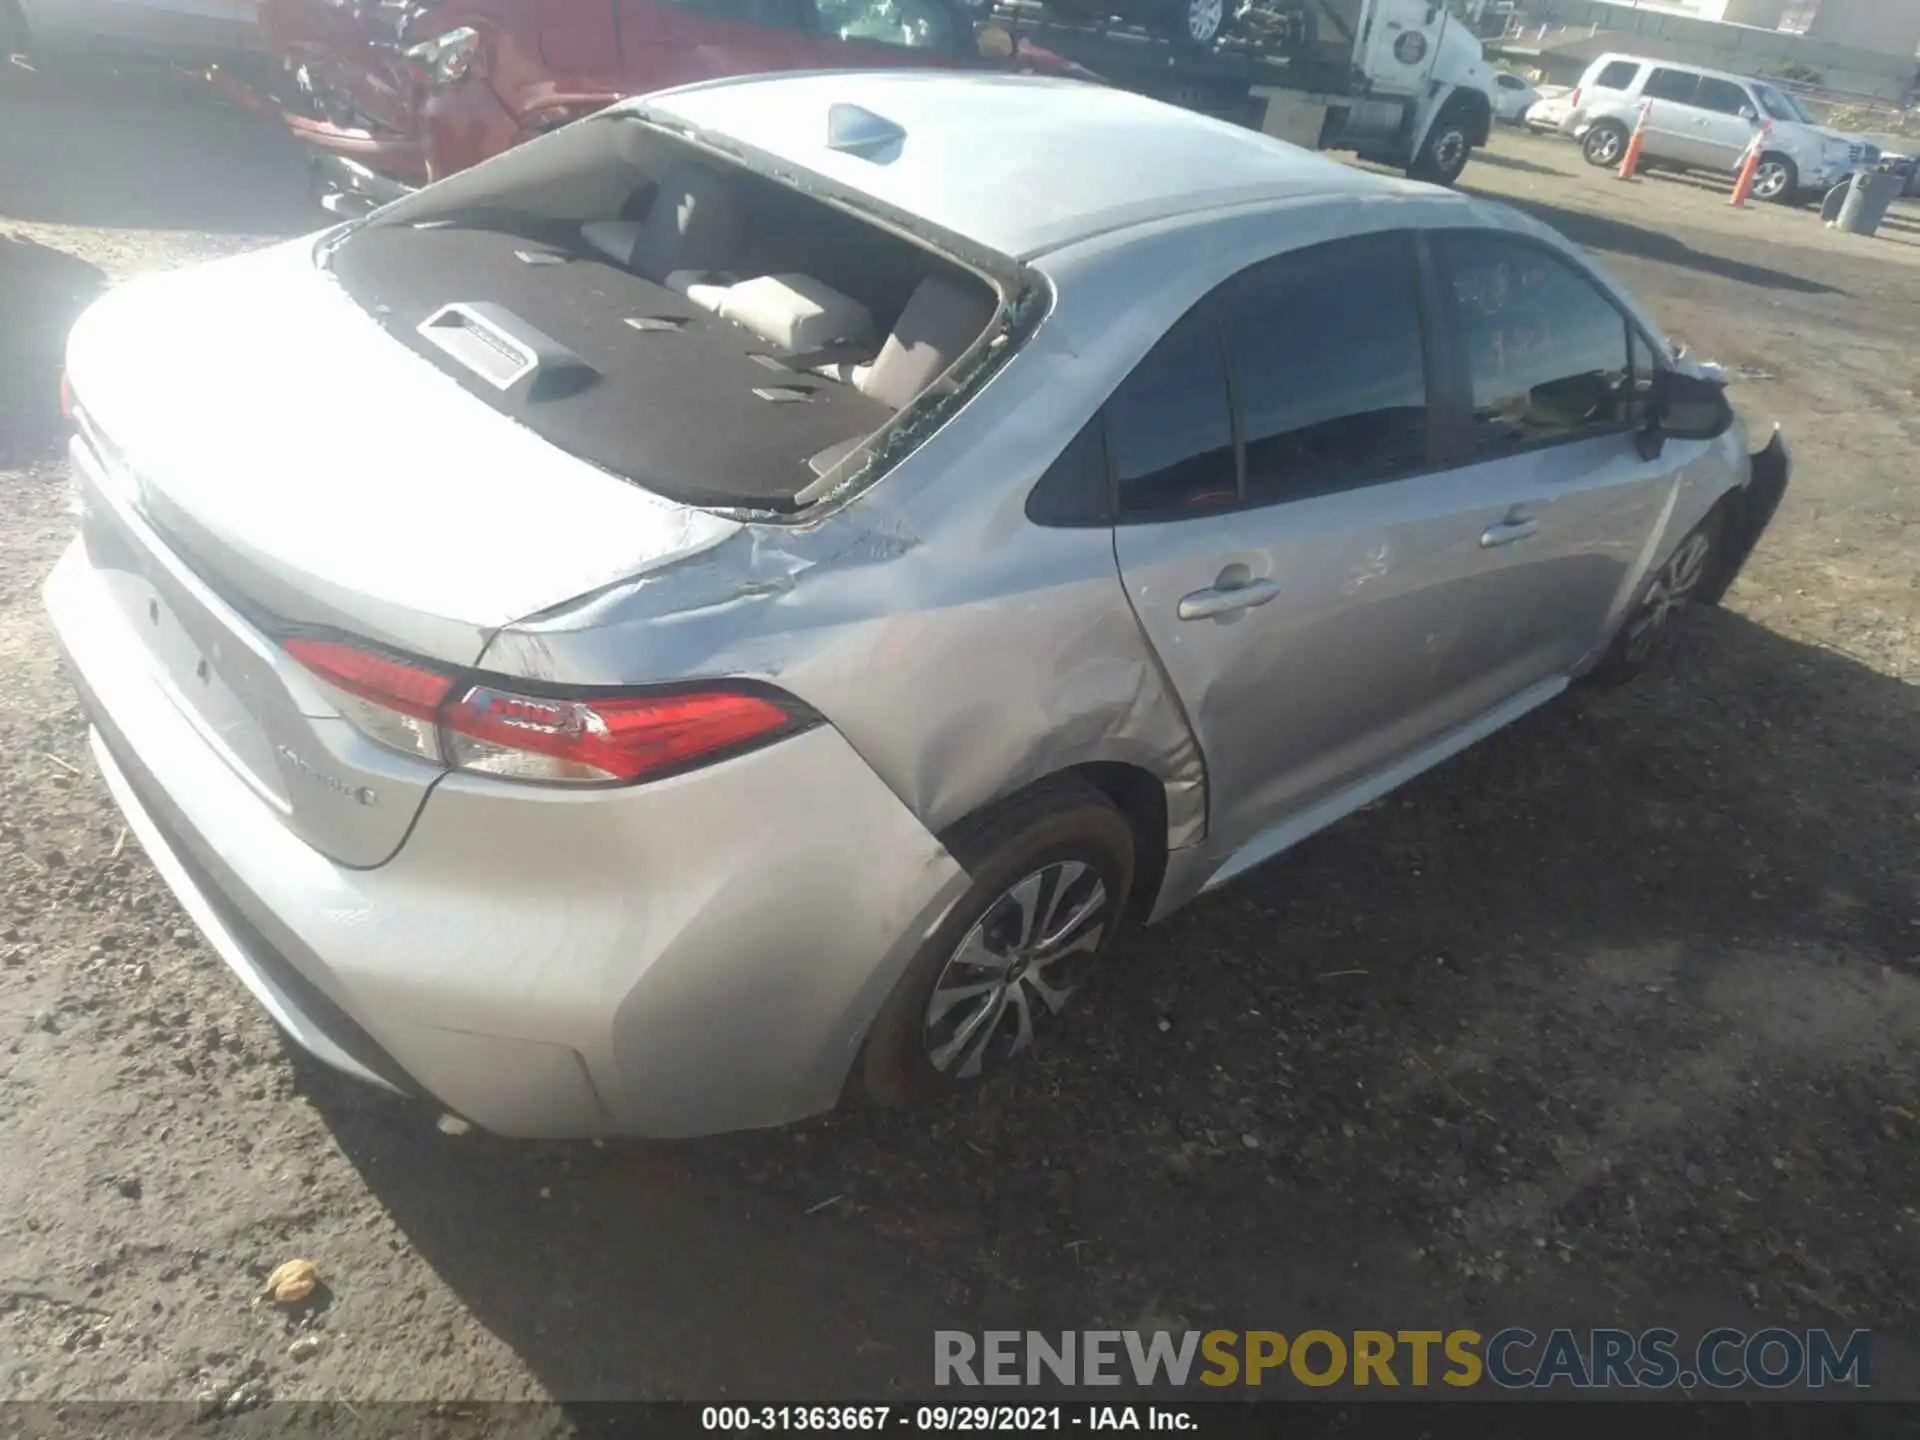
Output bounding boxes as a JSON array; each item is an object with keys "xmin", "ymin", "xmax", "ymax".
[{"xmin": 326, "ymin": 122, "xmax": 1005, "ymax": 511}]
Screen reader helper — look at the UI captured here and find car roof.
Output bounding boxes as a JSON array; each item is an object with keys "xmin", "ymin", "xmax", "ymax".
[
  {"xmin": 1587, "ymin": 51, "xmax": 1774, "ymax": 92},
  {"xmin": 631, "ymin": 71, "xmax": 1413, "ymax": 261}
]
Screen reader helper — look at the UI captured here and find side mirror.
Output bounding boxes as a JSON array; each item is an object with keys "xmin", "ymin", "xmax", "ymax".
[
  {"xmin": 1638, "ymin": 369, "xmax": 1733, "ymax": 458},
  {"xmin": 1739, "ymin": 104, "xmax": 1759, "ymax": 122}
]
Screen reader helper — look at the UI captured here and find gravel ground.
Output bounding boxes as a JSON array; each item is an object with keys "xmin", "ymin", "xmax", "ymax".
[{"xmin": 3, "ymin": 70, "xmax": 1919, "ymax": 1407}]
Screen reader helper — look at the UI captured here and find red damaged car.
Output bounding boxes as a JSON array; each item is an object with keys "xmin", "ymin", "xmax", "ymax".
[{"xmin": 249, "ymin": 0, "xmax": 1085, "ymax": 209}]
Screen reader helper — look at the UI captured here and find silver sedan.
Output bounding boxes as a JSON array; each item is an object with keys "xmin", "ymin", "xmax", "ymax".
[{"xmin": 46, "ymin": 71, "xmax": 1790, "ymax": 1139}]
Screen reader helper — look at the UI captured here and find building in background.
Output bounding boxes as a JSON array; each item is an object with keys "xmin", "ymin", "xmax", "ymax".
[{"xmin": 1800, "ymin": 0, "xmax": 1920, "ymax": 56}]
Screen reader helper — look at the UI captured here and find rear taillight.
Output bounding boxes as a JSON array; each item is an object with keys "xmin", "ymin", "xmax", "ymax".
[
  {"xmin": 284, "ymin": 636, "xmax": 450, "ymax": 762},
  {"xmin": 1569, "ymin": 87, "xmax": 1582, "ymax": 109},
  {"xmin": 284, "ymin": 636, "xmax": 803, "ymax": 785}
]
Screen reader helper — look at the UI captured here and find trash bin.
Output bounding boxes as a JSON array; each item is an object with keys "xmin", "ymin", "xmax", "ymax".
[
  {"xmin": 1819, "ymin": 178, "xmax": 1852, "ymax": 224},
  {"xmin": 1831, "ymin": 169, "xmax": 1905, "ymax": 238}
]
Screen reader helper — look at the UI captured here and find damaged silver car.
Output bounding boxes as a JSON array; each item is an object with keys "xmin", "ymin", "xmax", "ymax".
[{"xmin": 46, "ymin": 71, "xmax": 1790, "ymax": 1139}]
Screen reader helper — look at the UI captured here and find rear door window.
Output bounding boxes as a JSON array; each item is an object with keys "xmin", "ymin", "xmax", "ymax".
[
  {"xmin": 1593, "ymin": 59, "xmax": 1640, "ymax": 91},
  {"xmin": 1642, "ymin": 68, "xmax": 1702, "ymax": 105},
  {"xmin": 1218, "ymin": 232, "xmax": 1432, "ymax": 505},
  {"xmin": 1694, "ymin": 77, "xmax": 1751, "ymax": 116},
  {"xmin": 1107, "ymin": 304, "xmax": 1238, "ymax": 517}
]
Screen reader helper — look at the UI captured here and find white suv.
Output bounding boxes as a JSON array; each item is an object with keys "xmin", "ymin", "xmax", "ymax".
[{"xmin": 1562, "ymin": 53, "xmax": 1878, "ymax": 204}]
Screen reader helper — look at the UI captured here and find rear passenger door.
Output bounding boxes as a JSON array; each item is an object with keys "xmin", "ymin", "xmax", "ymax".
[
  {"xmin": 1639, "ymin": 67, "xmax": 1714, "ymax": 165},
  {"xmin": 1426, "ymin": 229, "xmax": 1684, "ymax": 686},
  {"xmin": 1110, "ymin": 233, "xmax": 1568, "ymax": 863}
]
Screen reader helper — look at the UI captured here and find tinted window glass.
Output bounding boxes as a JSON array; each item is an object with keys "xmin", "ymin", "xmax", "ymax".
[
  {"xmin": 1437, "ymin": 234, "xmax": 1635, "ymax": 455},
  {"xmin": 666, "ymin": 0, "xmax": 807, "ymax": 25},
  {"xmin": 1025, "ymin": 416, "xmax": 1110, "ymax": 526},
  {"xmin": 1642, "ymin": 68, "xmax": 1701, "ymax": 104},
  {"xmin": 815, "ymin": 0, "xmax": 962, "ymax": 49},
  {"xmin": 1108, "ymin": 305, "xmax": 1237, "ymax": 516},
  {"xmin": 1753, "ymin": 82, "xmax": 1809, "ymax": 123},
  {"xmin": 1497, "ymin": 73, "xmax": 1525, "ymax": 90},
  {"xmin": 1221, "ymin": 234, "xmax": 1429, "ymax": 504},
  {"xmin": 1695, "ymin": 77, "xmax": 1751, "ymax": 116},
  {"xmin": 1595, "ymin": 60, "xmax": 1640, "ymax": 90}
]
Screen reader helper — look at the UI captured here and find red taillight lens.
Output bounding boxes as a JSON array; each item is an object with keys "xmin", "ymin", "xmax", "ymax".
[
  {"xmin": 284, "ymin": 636, "xmax": 453, "ymax": 762},
  {"xmin": 283, "ymin": 635, "xmax": 799, "ymax": 785},
  {"xmin": 443, "ymin": 685, "xmax": 794, "ymax": 784},
  {"xmin": 284, "ymin": 637, "xmax": 451, "ymax": 720},
  {"xmin": 1570, "ymin": 87, "xmax": 1583, "ymax": 109}
]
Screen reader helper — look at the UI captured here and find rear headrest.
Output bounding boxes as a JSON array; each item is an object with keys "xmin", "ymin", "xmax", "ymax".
[
  {"xmin": 580, "ymin": 162, "xmax": 741, "ymax": 279},
  {"xmin": 857, "ymin": 276, "xmax": 996, "ymax": 411}
]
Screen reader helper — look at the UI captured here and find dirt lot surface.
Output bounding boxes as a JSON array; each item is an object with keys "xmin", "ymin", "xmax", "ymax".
[{"xmin": 3, "ymin": 68, "xmax": 1919, "ymax": 1410}]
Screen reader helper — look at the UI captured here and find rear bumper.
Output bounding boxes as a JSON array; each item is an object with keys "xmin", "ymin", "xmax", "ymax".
[{"xmin": 45, "ymin": 538, "xmax": 969, "ymax": 1139}]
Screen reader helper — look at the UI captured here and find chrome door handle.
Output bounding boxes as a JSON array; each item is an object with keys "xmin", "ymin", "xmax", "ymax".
[
  {"xmin": 1177, "ymin": 577, "xmax": 1281, "ymax": 621},
  {"xmin": 1480, "ymin": 519, "xmax": 1540, "ymax": 548}
]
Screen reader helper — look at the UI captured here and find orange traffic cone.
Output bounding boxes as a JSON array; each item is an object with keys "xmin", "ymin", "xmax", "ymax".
[
  {"xmin": 1617, "ymin": 101, "xmax": 1651, "ymax": 181},
  {"xmin": 1730, "ymin": 121, "xmax": 1772, "ymax": 207}
]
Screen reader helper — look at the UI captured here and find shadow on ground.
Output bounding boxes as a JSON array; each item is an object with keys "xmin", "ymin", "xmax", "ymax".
[
  {"xmin": 302, "ymin": 608, "xmax": 1920, "ymax": 1400},
  {"xmin": 1468, "ymin": 187, "xmax": 1844, "ymax": 296},
  {"xmin": 0, "ymin": 233, "xmax": 106, "ymax": 451}
]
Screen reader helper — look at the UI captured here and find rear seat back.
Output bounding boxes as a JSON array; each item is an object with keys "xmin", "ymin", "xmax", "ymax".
[
  {"xmin": 580, "ymin": 161, "xmax": 741, "ymax": 282},
  {"xmin": 713, "ymin": 274, "xmax": 877, "ymax": 356}
]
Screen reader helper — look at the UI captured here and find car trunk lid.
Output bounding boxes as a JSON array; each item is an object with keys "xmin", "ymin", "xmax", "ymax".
[{"xmin": 64, "ymin": 238, "xmax": 738, "ymax": 864}]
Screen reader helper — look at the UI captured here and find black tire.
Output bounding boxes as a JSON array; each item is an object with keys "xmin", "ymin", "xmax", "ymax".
[
  {"xmin": 857, "ymin": 778, "xmax": 1135, "ymax": 1106},
  {"xmin": 1409, "ymin": 115, "xmax": 1473, "ymax": 186},
  {"xmin": 1589, "ymin": 507, "xmax": 1726, "ymax": 687},
  {"xmin": 1581, "ymin": 120, "xmax": 1630, "ymax": 169},
  {"xmin": 1751, "ymin": 152, "xmax": 1798, "ymax": 206}
]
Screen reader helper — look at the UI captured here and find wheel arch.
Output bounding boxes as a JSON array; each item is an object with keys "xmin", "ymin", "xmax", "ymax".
[{"xmin": 938, "ymin": 760, "xmax": 1179, "ymax": 926}]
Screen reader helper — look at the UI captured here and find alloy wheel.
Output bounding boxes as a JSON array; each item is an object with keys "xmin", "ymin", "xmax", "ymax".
[
  {"xmin": 921, "ymin": 860, "xmax": 1112, "ymax": 1081},
  {"xmin": 1587, "ymin": 128, "xmax": 1625, "ymax": 166},
  {"xmin": 1186, "ymin": 0, "xmax": 1224, "ymax": 44},
  {"xmin": 1622, "ymin": 530, "xmax": 1713, "ymax": 666},
  {"xmin": 1752, "ymin": 160, "xmax": 1790, "ymax": 200}
]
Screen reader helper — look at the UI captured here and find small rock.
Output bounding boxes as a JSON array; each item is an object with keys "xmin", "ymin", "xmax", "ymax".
[
  {"xmin": 224, "ymin": 1380, "xmax": 269, "ymax": 1414},
  {"xmin": 172, "ymin": 929, "xmax": 193, "ymax": 942},
  {"xmin": 1240, "ymin": 1133, "xmax": 1261, "ymax": 1150},
  {"xmin": 1155, "ymin": 1017, "xmax": 1172, "ymax": 1033},
  {"xmin": 29, "ymin": 1010, "xmax": 56, "ymax": 1033},
  {"xmin": 436, "ymin": 1114, "xmax": 472, "ymax": 1137},
  {"xmin": 110, "ymin": 1175, "xmax": 143, "ymax": 1200},
  {"xmin": 287, "ymin": 1335, "xmax": 322, "ymax": 1362},
  {"xmin": 262, "ymin": 1259, "xmax": 320, "ymax": 1305}
]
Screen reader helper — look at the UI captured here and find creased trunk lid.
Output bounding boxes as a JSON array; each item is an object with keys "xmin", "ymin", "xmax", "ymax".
[{"xmin": 65, "ymin": 236, "xmax": 737, "ymax": 864}]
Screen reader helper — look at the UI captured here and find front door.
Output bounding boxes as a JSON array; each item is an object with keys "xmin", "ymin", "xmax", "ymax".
[
  {"xmin": 1111, "ymin": 232, "xmax": 1564, "ymax": 864},
  {"xmin": 1426, "ymin": 231, "xmax": 1686, "ymax": 686},
  {"xmin": 1361, "ymin": 0, "xmax": 1447, "ymax": 96}
]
